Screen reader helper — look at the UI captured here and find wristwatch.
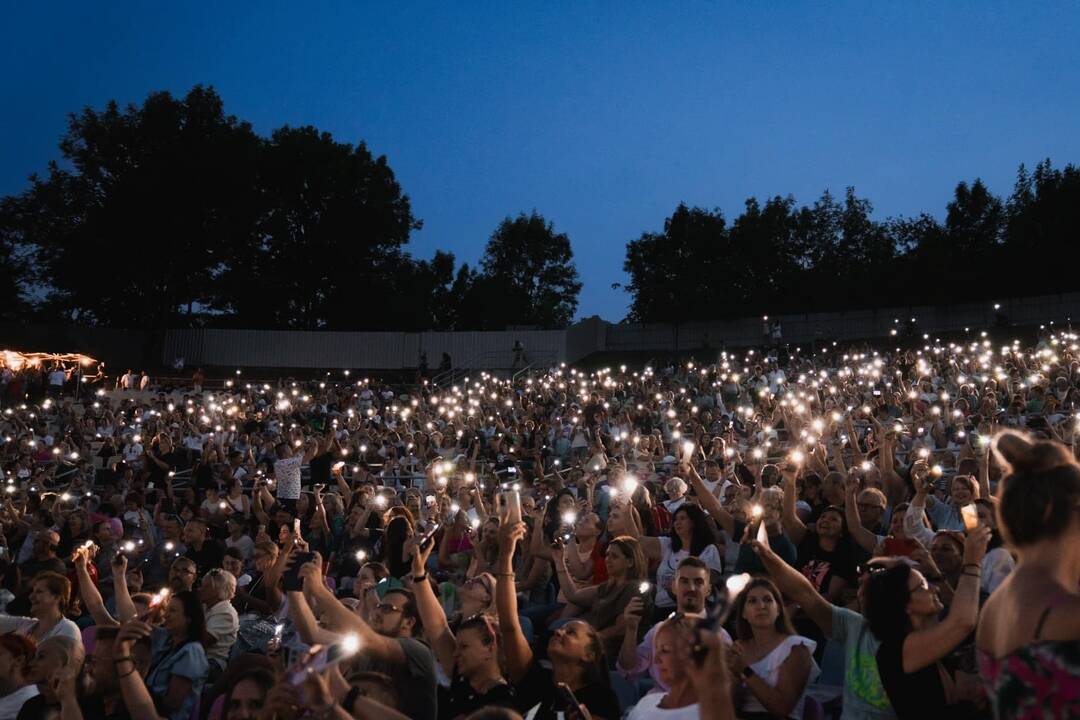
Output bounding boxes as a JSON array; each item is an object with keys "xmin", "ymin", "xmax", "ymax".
[{"xmin": 742, "ymin": 665, "xmax": 756, "ymax": 679}]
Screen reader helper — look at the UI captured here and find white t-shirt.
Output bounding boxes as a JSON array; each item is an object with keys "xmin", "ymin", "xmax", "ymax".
[
  {"xmin": 653, "ymin": 536, "xmax": 723, "ymax": 608},
  {"xmin": 627, "ymin": 693, "xmax": 700, "ymax": 720},
  {"xmin": 0, "ymin": 684, "xmax": 39, "ymax": 720},
  {"xmin": 274, "ymin": 455, "xmax": 302, "ymax": 500},
  {"xmin": 739, "ymin": 635, "xmax": 820, "ymax": 720}
]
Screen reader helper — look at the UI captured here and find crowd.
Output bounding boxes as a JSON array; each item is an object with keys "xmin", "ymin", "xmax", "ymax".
[{"xmin": 1, "ymin": 325, "xmax": 1079, "ymax": 720}]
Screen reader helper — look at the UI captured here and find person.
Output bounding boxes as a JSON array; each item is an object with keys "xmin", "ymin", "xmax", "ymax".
[
  {"xmin": 198, "ymin": 568, "xmax": 239, "ymax": 677},
  {"xmin": 751, "ymin": 539, "xmax": 896, "ymax": 719},
  {"xmin": 864, "ymin": 524, "xmax": 989, "ymax": 718},
  {"xmin": 617, "ymin": 556, "xmax": 732, "ymax": 692},
  {"xmin": 629, "ymin": 503, "xmax": 723, "ymax": 619},
  {"xmin": 144, "ymin": 590, "xmax": 210, "ymax": 720},
  {"xmin": 219, "ymin": 667, "xmax": 274, "ymax": 720},
  {"xmin": 410, "ymin": 537, "xmax": 515, "ymax": 717},
  {"xmin": 182, "ymin": 519, "xmax": 224, "ymax": 578},
  {"xmin": 232, "ymin": 541, "xmax": 277, "ymax": 616},
  {"xmin": 625, "ymin": 617, "xmax": 702, "ymax": 720},
  {"xmin": 15, "ymin": 635, "xmax": 84, "ymax": 720},
  {"xmin": 552, "ymin": 535, "xmax": 651, "ymax": 661},
  {"xmin": 15, "ymin": 529, "xmax": 65, "ymax": 592},
  {"xmin": 273, "ymin": 439, "xmax": 317, "ymax": 505},
  {"xmin": 289, "ymin": 552, "xmax": 438, "ymax": 720},
  {"xmin": 728, "ymin": 578, "xmax": 820, "ymax": 720},
  {"xmin": 166, "ymin": 557, "xmax": 198, "ymax": 593},
  {"xmin": 79, "ymin": 624, "xmax": 154, "ymax": 720},
  {"xmin": 494, "ymin": 521, "xmax": 620, "ymax": 720},
  {"xmin": 977, "ymin": 432, "xmax": 1080, "ymax": 717},
  {"xmin": 0, "ymin": 572, "xmax": 81, "ymax": 642},
  {"xmin": 0, "ymin": 634, "xmax": 38, "ymax": 720}
]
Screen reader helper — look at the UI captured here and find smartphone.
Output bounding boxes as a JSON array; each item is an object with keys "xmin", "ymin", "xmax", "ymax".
[
  {"xmin": 283, "ymin": 551, "xmax": 315, "ymax": 592},
  {"xmin": 883, "ymin": 537, "xmax": 918, "ymax": 557},
  {"xmin": 552, "ymin": 683, "xmax": 587, "ymax": 720},
  {"xmin": 416, "ymin": 522, "xmax": 441, "ymax": 549},
  {"xmin": 500, "ymin": 490, "xmax": 522, "ymax": 525},
  {"xmin": 286, "ymin": 641, "xmax": 355, "ymax": 684},
  {"xmin": 960, "ymin": 504, "xmax": 979, "ymax": 532},
  {"xmin": 293, "ymin": 518, "xmax": 302, "ymax": 535}
]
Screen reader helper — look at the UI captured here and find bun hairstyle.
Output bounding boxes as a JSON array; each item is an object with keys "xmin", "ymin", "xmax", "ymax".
[{"xmin": 991, "ymin": 431, "xmax": 1080, "ymax": 546}]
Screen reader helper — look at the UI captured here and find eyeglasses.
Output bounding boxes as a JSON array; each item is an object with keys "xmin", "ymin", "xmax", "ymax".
[
  {"xmin": 464, "ymin": 576, "xmax": 493, "ymax": 596},
  {"xmin": 375, "ymin": 602, "xmax": 403, "ymax": 614}
]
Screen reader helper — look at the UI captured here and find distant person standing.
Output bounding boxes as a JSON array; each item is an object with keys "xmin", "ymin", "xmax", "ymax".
[
  {"xmin": 439, "ymin": 353, "xmax": 452, "ymax": 372},
  {"xmin": 192, "ymin": 368, "xmax": 205, "ymax": 393},
  {"xmin": 47, "ymin": 365, "xmax": 67, "ymax": 398},
  {"xmin": 118, "ymin": 369, "xmax": 137, "ymax": 390},
  {"xmin": 138, "ymin": 371, "xmax": 151, "ymax": 391},
  {"xmin": 512, "ymin": 340, "xmax": 526, "ymax": 369}
]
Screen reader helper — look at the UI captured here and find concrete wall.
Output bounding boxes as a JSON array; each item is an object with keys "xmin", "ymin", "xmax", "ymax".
[{"xmin": 157, "ymin": 291, "xmax": 1080, "ymax": 370}]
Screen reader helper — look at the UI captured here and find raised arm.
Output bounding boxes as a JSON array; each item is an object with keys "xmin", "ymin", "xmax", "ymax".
[
  {"xmin": 297, "ymin": 557, "xmax": 406, "ymax": 665},
  {"xmin": 551, "ymin": 543, "xmax": 599, "ymax": 607},
  {"xmin": 685, "ymin": 464, "xmax": 735, "ymax": 537},
  {"xmin": 494, "ymin": 520, "xmax": 534, "ymax": 683},
  {"xmin": 111, "ymin": 554, "xmax": 137, "ymax": 622},
  {"xmin": 901, "ymin": 526, "xmax": 989, "ymax": 672},
  {"xmin": 74, "ymin": 549, "xmax": 117, "ymax": 627},
  {"xmin": 750, "ymin": 540, "xmax": 833, "ymax": 637},
  {"xmin": 779, "ymin": 468, "xmax": 807, "ymax": 546},
  {"xmin": 409, "ymin": 539, "xmax": 456, "ymax": 677},
  {"xmin": 844, "ymin": 475, "xmax": 879, "ymax": 554}
]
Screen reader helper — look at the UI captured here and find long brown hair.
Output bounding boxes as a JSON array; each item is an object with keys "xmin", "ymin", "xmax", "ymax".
[
  {"xmin": 732, "ymin": 577, "xmax": 795, "ymax": 640},
  {"xmin": 605, "ymin": 536, "xmax": 647, "ymax": 588}
]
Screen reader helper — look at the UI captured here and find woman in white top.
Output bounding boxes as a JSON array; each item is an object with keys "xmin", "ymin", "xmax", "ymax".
[
  {"xmin": 629, "ymin": 504, "xmax": 723, "ymax": 616},
  {"xmin": 0, "ymin": 572, "xmax": 81, "ymax": 643},
  {"xmin": 626, "ymin": 617, "xmax": 700, "ymax": 720},
  {"xmin": 728, "ymin": 577, "xmax": 819, "ymax": 720}
]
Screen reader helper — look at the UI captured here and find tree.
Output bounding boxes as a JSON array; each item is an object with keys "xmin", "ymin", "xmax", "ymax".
[
  {"xmin": 0, "ymin": 197, "xmax": 32, "ymax": 322},
  {"xmin": 464, "ymin": 212, "xmax": 581, "ymax": 329},
  {"xmin": 622, "ymin": 203, "xmax": 729, "ymax": 322},
  {"xmin": 4, "ymin": 86, "xmax": 264, "ymax": 328},
  {"xmin": 1004, "ymin": 160, "xmax": 1080, "ymax": 295},
  {"xmin": 215, "ymin": 125, "xmax": 420, "ymax": 330}
]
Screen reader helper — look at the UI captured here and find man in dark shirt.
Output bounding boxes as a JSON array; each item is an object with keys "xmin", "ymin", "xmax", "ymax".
[
  {"xmin": 74, "ymin": 626, "xmax": 153, "ymax": 720},
  {"xmin": 17, "ymin": 530, "xmax": 66, "ymax": 592},
  {"xmin": 182, "ymin": 519, "xmax": 224, "ymax": 578}
]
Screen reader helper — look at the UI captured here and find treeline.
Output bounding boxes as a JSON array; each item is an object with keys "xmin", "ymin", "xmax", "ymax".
[
  {"xmin": 623, "ymin": 165, "xmax": 1080, "ymax": 322},
  {"xmin": 0, "ymin": 87, "xmax": 579, "ymax": 331},
  {"xmin": 2, "ymin": 85, "xmax": 1079, "ymax": 331}
]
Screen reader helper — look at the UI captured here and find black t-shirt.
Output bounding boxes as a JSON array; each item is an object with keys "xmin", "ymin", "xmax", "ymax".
[
  {"xmin": 79, "ymin": 694, "xmax": 133, "ymax": 720},
  {"xmin": 308, "ymin": 452, "xmax": 332, "ymax": 489},
  {"xmin": 185, "ymin": 538, "xmax": 225, "ymax": 577},
  {"xmin": 16, "ymin": 695, "xmax": 54, "ymax": 720},
  {"xmin": 513, "ymin": 660, "xmax": 620, "ymax": 720},
  {"xmin": 876, "ymin": 635, "xmax": 947, "ymax": 718},
  {"xmin": 796, "ymin": 533, "xmax": 858, "ymax": 595},
  {"xmin": 439, "ymin": 671, "xmax": 517, "ymax": 720}
]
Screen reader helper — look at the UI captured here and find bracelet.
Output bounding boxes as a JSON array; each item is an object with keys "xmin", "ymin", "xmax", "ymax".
[
  {"xmin": 962, "ymin": 563, "xmax": 981, "ymax": 571},
  {"xmin": 117, "ymin": 667, "xmax": 137, "ymax": 679},
  {"xmin": 495, "ymin": 572, "xmax": 514, "ymax": 578},
  {"xmin": 413, "ymin": 574, "xmax": 427, "ymax": 582},
  {"xmin": 962, "ymin": 570, "xmax": 982, "ymax": 578}
]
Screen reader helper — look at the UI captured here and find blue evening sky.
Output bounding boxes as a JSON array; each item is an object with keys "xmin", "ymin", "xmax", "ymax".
[{"xmin": 2, "ymin": 2, "xmax": 1078, "ymax": 321}]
